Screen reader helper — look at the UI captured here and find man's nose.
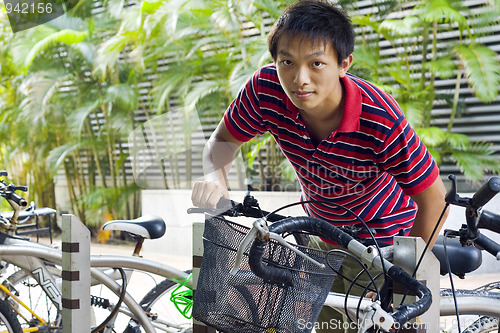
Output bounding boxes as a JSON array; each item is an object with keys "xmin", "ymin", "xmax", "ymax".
[{"xmin": 293, "ymin": 67, "xmax": 310, "ymax": 86}]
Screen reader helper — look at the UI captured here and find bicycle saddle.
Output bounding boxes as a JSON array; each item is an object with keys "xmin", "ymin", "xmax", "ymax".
[
  {"xmin": 431, "ymin": 235, "xmax": 482, "ymax": 278},
  {"xmin": 102, "ymin": 215, "xmax": 166, "ymax": 239}
]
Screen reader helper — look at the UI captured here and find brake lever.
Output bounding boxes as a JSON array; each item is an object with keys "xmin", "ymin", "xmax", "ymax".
[{"xmin": 230, "ymin": 218, "xmax": 268, "ymax": 275}]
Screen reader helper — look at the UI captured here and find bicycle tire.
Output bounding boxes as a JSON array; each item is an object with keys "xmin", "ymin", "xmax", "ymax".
[
  {"xmin": 125, "ymin": 271, "xmax": 193, "ymax": 333},
  {"xmin": 2, "ymin": 265, "xmax": 63, "ymax": 332},
  {"xmin": 0, "ymin": 298, "xmax": 23, "ymax": 333}
]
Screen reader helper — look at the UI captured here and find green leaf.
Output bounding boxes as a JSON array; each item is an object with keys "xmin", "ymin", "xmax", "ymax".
[
  {"xmin": 68, "ymin": 100, "xmax": 100, "ymax": 136},
  {"xmin": 415, "ymin": 127, "xmax": 447, "ymax": 147},
  {"xmin": 351, "ymin": 15, "xmax": 380, "ymax": 32},
  {"xmin": 93, "ymin": 33, "xmax": 136, "ymax": 80},
  {"xmin": 454, "ymin": 43, "xmax": 500, "ymax": 102},
  {"xmin": 24, "ymin": 29, "xmax": 88, "ymax": 70},
  {"xmin": 422, "ymin": 55, "xmax": 457, "ymax": 79},
  {"xmin": 106, "ymin": 84, "xmax": 138, "ymax": 111},
  {"xmin": 47, "ymin": 142, "xmax": 82, "ymax": 173},
  {"xmin": 185, "ymin": 79, "xmax": 223, "ymax": 112},
  {"xmin": 417, "ymin": 0, "xmax": 469, "ymax": 33},
  {"xmin": 379, "ymin": 16, "xmax": 420, "ymax": 37},
  {"xmin": 448, "ymin": 141, "xmax": 500, "ymax": 182}
]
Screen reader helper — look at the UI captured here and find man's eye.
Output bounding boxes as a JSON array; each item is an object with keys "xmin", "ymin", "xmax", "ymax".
[
  {"xmin": 282, "ymin": 60, "xmax": 293, "ymax": 66},
  {"xmin": 312, "ymin": 61, "xmax": 324, "ymax": 68}
]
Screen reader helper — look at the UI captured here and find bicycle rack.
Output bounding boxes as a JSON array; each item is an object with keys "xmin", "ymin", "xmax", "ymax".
[
  {"xmin": 61, "ymin": 214, "xmax": 91, "ymax": 333},
  {"xmin": 192, "ymin": 221, "xmax": 216, "ymax": 333},
  {"xmin": 393, "ymin": 236, "xmax": 440, "ymax": 333}
]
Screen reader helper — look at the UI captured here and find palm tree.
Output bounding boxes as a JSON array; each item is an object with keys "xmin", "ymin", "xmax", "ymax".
[
  {"xmin": 350, "ymin": 0, "xmax": 500, "ymax": 182},
  {"xmin": 3, "ymin": 3, "xmax": 141, "ymax": 228}
]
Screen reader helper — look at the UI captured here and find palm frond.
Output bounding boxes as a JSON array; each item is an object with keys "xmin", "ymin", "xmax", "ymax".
[
  {"xmin": 67, "ymin": 100, "xmax": 100, "ymax": 136},
  {"xmin": 18, "ymin": 70, "xmax": 71, "ymax": 120},
  {"xmin": 448, "ymin": 141, "xmax": 500, "ymax": 182},
  {"xmin": 415, "ymin": 127, "xmax": 447, "ymax": 147},
  {"xmin": 106, "ymin": 84, "xmax": 138, "ymax": 111},
  {"xmin": 24, "ymin": 29, "xmax": 88, "ymax": 70},
  {"xmin": 47, "ymin": 142, "xmax": 83, "ymax": 173},
  {"xmin": 93, "ymin": 33, "xmax": 136, "ymax": 80},
  {"xmin": 454, "ymin": 43, "xmax": 500, "ymax": 103},
  {"xmin": 417, "ymin": 0, "xmax": 469, "ymax": 33},
  {"xmin": 185, "ymin": 79, "xmax": 224, "ymax": 112},
  {"xmin": 379, "ymin": 16, "xmax": 420, "ymax": 37}
]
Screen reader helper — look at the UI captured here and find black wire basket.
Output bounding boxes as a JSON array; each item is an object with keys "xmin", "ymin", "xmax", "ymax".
[{"xmin": 193, "ymin": 216, "xmax": 345, "ymax": 333}]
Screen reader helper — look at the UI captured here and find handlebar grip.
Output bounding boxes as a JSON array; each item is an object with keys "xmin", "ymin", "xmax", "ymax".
[
  {"xmin": 216, "ymin": 197, "xmax": 236, "ymax": 210},
  {"xmin": 388, "ymin": 265, "xmax": 432, "ymax": 326},
  {"xmin": 471, "ymin": 177, "xmax": 500, "ymax": 210},
  {"xmin": 268, "ymin": 216, "xmax": 354, "ymax": 248},
  {"xmin": 247, "ymin": 216, "xmax": 354, "ymax": 285},
  {"xmin": 474, "ymin": 233, "xmax": 500, "ymax": 260},
  {"xmin": 477, "ymin": 210, "xmax": 500, "ymax": 234},
  {"xmin": 7, "ymin": 192, "xmax": 28, "ymax": 207},
  {"xmin": 248, "ymin": 240, "xmax": 294, "ymax": 285}
]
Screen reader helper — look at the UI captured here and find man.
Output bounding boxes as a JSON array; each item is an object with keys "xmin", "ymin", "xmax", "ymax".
[{"xmin": 192, "ymin": 0, "xmax": 448, "ymax": 331}]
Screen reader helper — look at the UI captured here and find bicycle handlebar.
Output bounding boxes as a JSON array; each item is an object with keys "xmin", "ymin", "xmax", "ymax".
[
  {"xmin": 0, "ymin": 182, "xmax": 28, "ymax": 207},
  {"xmin": 4, "ymin": 191, "xmax": 28, "ymax": 207},
  {"xmin": 477, "ymin": 209, "xmax": 500, "ymax": 234},
  {"xmin": 470, "ymin": 177, "xmax": 500, "ymax": 210},
  {"xmin": 474, "ymin": 233, "xmax": 500, "ymax": 260},
  {"xmin": 247, "ymin": 216, "xmax": 432, "ymax": 329},
  {"xmin": 187, "ymin": 197, "xmax": 288, "ymax": 221}
]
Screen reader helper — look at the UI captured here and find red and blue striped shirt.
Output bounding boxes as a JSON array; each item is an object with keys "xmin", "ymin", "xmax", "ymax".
[{"xmin": 224, "ymin": 64, "xmax": 439, "ymax": 243}]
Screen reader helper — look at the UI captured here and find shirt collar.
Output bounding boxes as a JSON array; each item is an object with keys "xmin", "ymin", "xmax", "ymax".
[{"xmin": 337, "ymin": 74, "xmax": 361, "ymax": 133}]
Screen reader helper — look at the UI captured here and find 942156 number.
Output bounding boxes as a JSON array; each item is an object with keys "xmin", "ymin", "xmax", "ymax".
[{"xmin": 5, "ymin": 2, "xmax": 53, "ymax": 14}]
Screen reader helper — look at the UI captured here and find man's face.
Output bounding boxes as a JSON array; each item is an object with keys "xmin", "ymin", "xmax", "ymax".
[{"xmin": 275, "ymin": 35, "xmax": 351, "ymax": 117}]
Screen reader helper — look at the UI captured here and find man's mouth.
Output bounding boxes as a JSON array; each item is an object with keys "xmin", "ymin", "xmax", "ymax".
[{"xmin": 294, "ymin": 91, "xmax": 314, "ymax": 99}]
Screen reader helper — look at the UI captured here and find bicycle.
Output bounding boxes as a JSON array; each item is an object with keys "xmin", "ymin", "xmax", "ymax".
[
  {"xmin": 0, "ymin": 171, "xmax": 193, "ymax": 333},
  {"xmin": 188, "ymin": 174, "xmax": 500, "ymax": 333}
]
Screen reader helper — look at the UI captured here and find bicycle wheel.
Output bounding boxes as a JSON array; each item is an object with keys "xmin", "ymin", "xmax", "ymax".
[
  {"xmin": 462, "ymin": 316, "xmax": 499, "ymax": 333},
  {"xmin": 0, "ymin": 298, "xmax": 22, "ymax": 333},
  {"xmin": 125, "ymin": 271, "xmax": 193, "ymax": 333},
  {"xmin": 1, "ymin": 265, "xmax": 62, "ymax": 332}
]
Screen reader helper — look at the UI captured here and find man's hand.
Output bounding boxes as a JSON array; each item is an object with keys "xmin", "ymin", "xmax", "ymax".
[{"xmin": 191, "ymin": 180, "xmax": 230, "ymax": 208}]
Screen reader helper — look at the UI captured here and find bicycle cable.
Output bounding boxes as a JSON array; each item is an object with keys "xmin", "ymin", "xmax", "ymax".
[
  {"xmin": 91, "ymin": 267, "xmax": 127, "ymax": 333},
  {"xmin": 325, "ymin": 248, "xmax": 380, "ymax": 325},
  {"xmin": 265, "ymin": 199, "xmax": 389, "ymax": 280},
  {"xmin": 350, "ymin": 270, "xmax": 384, "ymax": 325},
  {"xmin": 444, "ymin": 230, "xmax": 462, "ymax": 333},
  {"xmin": 325, "ymin": 250, "xmax": 378, "ymax": 293}
]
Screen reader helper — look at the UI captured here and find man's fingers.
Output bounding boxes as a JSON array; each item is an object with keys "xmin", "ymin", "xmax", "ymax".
[{"xmin": 191, "ymin": 181, "xmax": 227, "ymax": 208}]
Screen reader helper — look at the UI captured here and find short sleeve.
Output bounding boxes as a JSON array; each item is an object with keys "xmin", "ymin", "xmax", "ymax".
[
  {"xmin": 224, "ymin": 69, "xmax": 267, "ymax": 142},
  {"xmin": 377, "ymin": 117, "xmax": 439, "ymax": 195}
]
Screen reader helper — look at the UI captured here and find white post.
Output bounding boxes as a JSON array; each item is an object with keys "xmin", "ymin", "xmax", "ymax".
[
  {"xmin": 393, "ymin": 236, "xmax": 440, "ymax": 333},
  {"xmin": 192, "ymin": 221, "xmax": 216, "ymax": 333},
  {"xmin": 61, "ymin": 214, "xmax": 91, "ymax": 333}
]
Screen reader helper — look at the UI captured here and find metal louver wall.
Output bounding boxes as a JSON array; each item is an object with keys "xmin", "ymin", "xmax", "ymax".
[{"xmin": 349, "ymin": 0, "xmax": 500, "ymax": 189}]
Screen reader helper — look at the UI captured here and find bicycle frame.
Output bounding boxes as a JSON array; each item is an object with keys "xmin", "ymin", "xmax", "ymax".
[
  {"xmin": 320, "ymin": 234, "xmax": 500, "ymax": 333},
  {"xmin": 0, "ymin": 235, "xmax": 192, "ymax": 333}
]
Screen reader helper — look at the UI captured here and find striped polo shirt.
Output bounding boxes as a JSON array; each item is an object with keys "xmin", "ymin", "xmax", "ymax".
[{"xmin": 224, "ymin": 64, "xmax": 438, "ymax": 243}]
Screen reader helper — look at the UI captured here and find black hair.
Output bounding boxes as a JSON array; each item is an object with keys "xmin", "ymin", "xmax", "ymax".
[{"xmin": 268, "ymin": 0, "xmax": 355, "ymax": 65}]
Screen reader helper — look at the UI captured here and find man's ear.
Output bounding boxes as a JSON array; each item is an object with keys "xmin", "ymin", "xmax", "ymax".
[{"xmin": 339, "ymin": 54, "xmax": 353, "ymax": 77}]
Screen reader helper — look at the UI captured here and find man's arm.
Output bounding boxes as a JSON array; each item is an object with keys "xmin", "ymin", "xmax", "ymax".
[
  {"xmin": 409, "ymin": 176, "xmax": 449, "ymax": 248},
  {"xmin": 191, "ymin": 119, "xmax": 245, "ymax": 208}
]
